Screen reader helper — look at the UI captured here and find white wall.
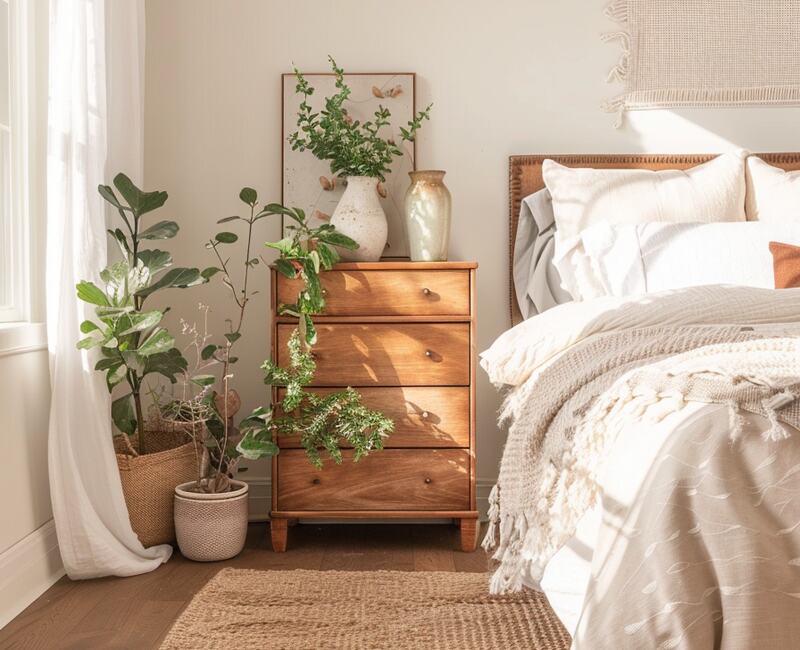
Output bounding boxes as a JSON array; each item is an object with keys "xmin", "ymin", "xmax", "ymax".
[{"xmin": 144, "ymin": 0, "xmax": 800, "ymax": 513}]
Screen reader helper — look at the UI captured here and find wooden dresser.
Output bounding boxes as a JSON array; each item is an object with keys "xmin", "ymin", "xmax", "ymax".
[{"xmin": 269, "ymin": 261, "xmax": 478, "ymax": 552}]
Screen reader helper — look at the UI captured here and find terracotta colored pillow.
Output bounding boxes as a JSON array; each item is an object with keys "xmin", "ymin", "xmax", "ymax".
[{"xmin": 769, "ymin": 241, "xmax": 800, "ymax": 288}]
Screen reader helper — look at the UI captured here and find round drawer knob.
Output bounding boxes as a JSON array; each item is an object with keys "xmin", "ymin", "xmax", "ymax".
[
  {"xmin": 322, "ymin": 288, "xmax": 328, "ymax": 296},
  {"xmin": 425, "ymin": 349, "xmax": 433, "ymax": 358},
  {"xmin": 312, "ymin": 478, "xmax": 321, "ymax": 485},
  {"xmin": 424, "ymin": 477, "xmax": 432, "ymax": 484},
  {"xmin": 422, "ymin": 287, "xmax": 432, "ymax": 296},
  {"xmin": 421, "ymin": 411, "xmax": 430, "ymax": 419}
]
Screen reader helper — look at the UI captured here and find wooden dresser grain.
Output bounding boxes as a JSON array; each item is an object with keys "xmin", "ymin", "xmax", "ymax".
[{"xmin": 270, "ymin": 261, "xmax": 478, "ymax": 552}]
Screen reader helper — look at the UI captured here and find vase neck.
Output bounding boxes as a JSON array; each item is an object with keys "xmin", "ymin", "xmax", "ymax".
[
  {"xmin": 409, "ymin": 170, "xmax": 446, "ymax": 183},
  {"xmin": 346, "ymin": 176, "xmax": 379, "ymax": 188}
]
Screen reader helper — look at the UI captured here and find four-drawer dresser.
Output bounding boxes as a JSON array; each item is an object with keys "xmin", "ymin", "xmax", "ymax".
[{"xmin": 269, "ymin": 261, "xmax": 479, "ymax": 552}]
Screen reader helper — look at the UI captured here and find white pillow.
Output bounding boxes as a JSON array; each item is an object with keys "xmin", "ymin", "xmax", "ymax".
[
  {"xmin": 746, "ymin": 156, "xmax": 800, "ymax": 222},
  {"xmin": 543, "ymin": 151, "xmax": 748, "ymax": 299},
  {"xmin": 580, "ymin": 221, "xmax": 800, "ymax": 297}
]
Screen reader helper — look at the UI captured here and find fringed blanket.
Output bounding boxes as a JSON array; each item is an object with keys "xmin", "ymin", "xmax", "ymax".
[{"xmin": 481, "ymin": 287, "xmax": 800, "ymax": 595}]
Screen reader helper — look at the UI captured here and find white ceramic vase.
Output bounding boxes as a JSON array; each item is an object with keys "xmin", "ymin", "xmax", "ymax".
[
  {"xmin": 404, "ymin": 170, "xmax": 452, "ymax": 262},
  {"xmin": 330, "ymin": 176, "xmax": 388, "ymax": 262}
]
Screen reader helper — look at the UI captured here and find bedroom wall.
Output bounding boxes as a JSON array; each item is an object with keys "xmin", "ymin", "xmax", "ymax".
[{"xmin": 144, "ymin": 0, "xmax": 800, "ymax": 517}]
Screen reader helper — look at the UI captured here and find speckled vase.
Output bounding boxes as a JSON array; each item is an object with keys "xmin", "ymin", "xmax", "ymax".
[{"xmin": 330, "ymin": 176, "xmax": 388, "ymax": 262}]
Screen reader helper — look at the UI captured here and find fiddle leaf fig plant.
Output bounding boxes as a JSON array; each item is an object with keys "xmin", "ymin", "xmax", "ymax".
[{"xmin": 76, "ymin": 173, "xmax": 215, "ymax": 455}]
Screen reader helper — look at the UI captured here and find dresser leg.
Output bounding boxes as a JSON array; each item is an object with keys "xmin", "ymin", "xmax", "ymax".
[
  {"xmin": 459, "ymin": 518, "xmax": 479, "ymax": 552},
  {"xmin": 270, "ymin": 518, "xmax": 288, "ymax": 553}
]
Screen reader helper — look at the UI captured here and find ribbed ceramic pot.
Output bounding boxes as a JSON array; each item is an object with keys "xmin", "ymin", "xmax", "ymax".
[
  {"xmin": 404, "ymin": 170, "xmax": 452, "ymax": 262},
  {"xmin": 174, "ymin": 479, "xmax": 249, "ymax": 562},
  {"xmin": 330, "ymin": 176, "xmax": 388, "ymax": 261}
]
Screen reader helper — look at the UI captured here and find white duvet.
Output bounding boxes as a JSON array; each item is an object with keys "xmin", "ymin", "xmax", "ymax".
[{"xmin": 481, "ymin": 286, "xmax": 800, "ymax": 646}]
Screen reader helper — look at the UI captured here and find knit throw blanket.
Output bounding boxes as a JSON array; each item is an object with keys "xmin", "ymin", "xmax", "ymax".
[{"xmin": 483, "ymin": 323, "xmax": 800, "ymax": 594}]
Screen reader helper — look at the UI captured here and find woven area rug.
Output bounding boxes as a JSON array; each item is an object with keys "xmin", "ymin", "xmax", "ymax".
[{"xmin": 160, "ymin": 568, "xmax": 571, "ymax": 649}]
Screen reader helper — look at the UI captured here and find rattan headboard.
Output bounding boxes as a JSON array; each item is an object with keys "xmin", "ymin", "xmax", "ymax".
[{"xmin": 508, "ymin": 152, "xmax": 800, "ymax": 324}]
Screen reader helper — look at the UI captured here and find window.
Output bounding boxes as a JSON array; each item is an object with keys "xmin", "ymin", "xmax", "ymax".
[{"xmin": 0, "ymin": 0, "xmax": 41, "ymax": 324}]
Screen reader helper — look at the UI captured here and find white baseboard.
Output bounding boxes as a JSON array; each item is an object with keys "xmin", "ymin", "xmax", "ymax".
[
  {"xmin": 0, "ymin": 519, "xmax": 64, "ymax": 630},
  {"xmin": 245, "ymin": 477, "xmax": 497, "ymax": 522}
]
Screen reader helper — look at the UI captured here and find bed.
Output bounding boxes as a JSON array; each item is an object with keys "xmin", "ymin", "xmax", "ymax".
[{"xmin": 483, "ymin": 153, "xmax": 800, "ymax": 648}]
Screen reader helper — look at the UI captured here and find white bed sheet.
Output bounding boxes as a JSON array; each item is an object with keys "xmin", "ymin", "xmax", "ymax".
[{"xmin": 540, "ymin": 401, "xmax": 753, "ymax": 639}]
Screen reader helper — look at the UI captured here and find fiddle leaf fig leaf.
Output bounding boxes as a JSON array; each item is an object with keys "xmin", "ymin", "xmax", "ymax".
[
  {"xmin": 136, "ymin": 267, "xmax": 205, "ymax": 298},
  {"xmin": 143, "ymin": 348, "xmax": 188, "ymax": 383},
  {"xmin": 139, "ymin": 220, "xmax": 179, "ymax": 240},
  {"xmin": 113, "ymin": 173, "xmax": 168, "ymax": 217},
  {"xmin": 118, "ymin": 310, "xmax": 163, "ymax": 336},
  {"xmin": 136, "ymin": 249, "xmax": 173, "ymax": 275},
  {"xmin": 111, "ymin": 393, "xmax": 136, "ymax": 435},
  {"xmin": 98, "ymin": 184, "xmax": 124, "ymax": 210},
  {"xmin": 76, "ymin": 281, "xmax": 110, "ymax": 306},
  {"xmin": 136, "ymin": 328, "xmax": 174, "ymax": 357}
]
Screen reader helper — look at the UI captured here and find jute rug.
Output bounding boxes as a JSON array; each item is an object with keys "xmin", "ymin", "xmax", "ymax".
[{"xmin": 160, "ymin": 568, "xmax": 571, "ymax": 649}]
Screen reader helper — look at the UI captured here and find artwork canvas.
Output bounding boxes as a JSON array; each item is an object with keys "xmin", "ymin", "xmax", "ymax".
[{"xmin": 282, "ymin": 72, "xmax": 416, "ymax": 258}]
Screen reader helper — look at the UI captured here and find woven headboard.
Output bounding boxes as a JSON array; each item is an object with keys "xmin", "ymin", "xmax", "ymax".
[{"xmin": 508, "ymin": 152, "xmax": 800, "ymax": 324}]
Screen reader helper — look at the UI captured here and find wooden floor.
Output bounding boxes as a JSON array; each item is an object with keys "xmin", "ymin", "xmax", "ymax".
[{"xmin": 0, "ymin": 522, "xmax": 488, "ymax": 650}]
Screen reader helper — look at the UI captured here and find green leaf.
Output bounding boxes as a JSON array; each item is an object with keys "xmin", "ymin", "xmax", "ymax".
[
  {"xmin": 201, "ymin": 267, "xmax": 221, "ymax": 280},
  {"xmin": 264, "ymin": 203, "xmax": 305, "ymax": 224},
  {"xmin": 107, "ymin": 228, "xmax": 131, "ymax": 258},
  {"xmin": 136, "ymin": 328, "xmax": 174, "ymax": 357},
  {"xmin": 274, "ymin": 258, "xmax": 297, "ymax": 279},
  {"xmin": 95, "ymin": 356, "xmax": 121, "ymax": 371},
  {"xmin": 239, "ymin": 187, "xmax": 257, "ymax": 205},
  {"xmin": 315, "ymin": 242, "xmax": 338, "ymax": 269},
  {"xmin": 106, "ymin": 362, "xmax": 128, "ymax": 391},
  {"xmin": 317, "ymin": 230, "xmax": 359, "ymax": 250},
  {"xmin": 139, "ymin": 220, "xmax": 179, "ymax": 240},
  {"xmin": 265, "ymin": 237, "xmax": 296, "ymax": 256},
  {"xmin": 215, "ymin": 232, "xmax": 238, "ymax": 244},
  {"xmin": 80, "ymin": 320, "xmax": 100, "ymax": 334},
  {"xmin": 303, "ymin": 314, "xmax": 317, "ymax": 346},
  {"xmin": 143, "ymin": 348, "xmax": 188, "ymax": 383},
  {"xmin": 309, "ymin": 250, "xmax": 321, "ymax": 274},
  {"xmin": 217, "ymin": 216, "xmax": 240, "ymax": 224},
  {"xmin": 118, "ymin": 310, "xmax": 163, "ymax": 336},
  {"xmin": 236, "ymin": 430, "xmax": 279, "ymax": 460},
  {"xmin": 225, "ymin": 332, "xmax": 242, "ymax": 344},
  {"xmin": 76, "ymin": 281, "xmax": 110, "ymax": 306},
  {"xmin": 136, "ymin": 267, "xmax": 205, "ymax": 298},
  {"xmin": 111, "ymin": 393, "xmax": 137, "ymax": 435},
  {"xmin": 137, "ymin": 249, "xmax": 173, "ymax": 275},
  {"xmin": 191, "ymin": 374, "xmax": 216, "ymax": 387},
  {"xmin": 98, "ymin": 184, "xmax": 124, "ymax": 210},
  {"xmin": 113, "ymin": 173, "xmax": 168, "ymax": 216},
  {"xmin": 201, "ymin": 344, "xmax": 218, "ymax": 360}
]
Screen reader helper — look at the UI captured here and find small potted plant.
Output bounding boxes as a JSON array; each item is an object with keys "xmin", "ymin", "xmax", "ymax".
[
  {"xmin": 76, "ymin": 174, "xmax": 213, "ymax": 546},
  {"xmin": 289, "ymin": 56, "xmax": 431, "ymax": 261},
  {"xmin": 164, "ymin": 189, "xmax": 394, "ymax": 561}
]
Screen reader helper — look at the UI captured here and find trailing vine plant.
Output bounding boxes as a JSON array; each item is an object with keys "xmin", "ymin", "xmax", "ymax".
[{"xmin": 236, "ymin": 202, "xmax": 394, "ymax": 468}]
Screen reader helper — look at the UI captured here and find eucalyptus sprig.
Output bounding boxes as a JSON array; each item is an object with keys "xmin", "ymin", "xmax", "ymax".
[{"xmin": 289, "ymin": 56, "xmax": 432, "ymax": 181}]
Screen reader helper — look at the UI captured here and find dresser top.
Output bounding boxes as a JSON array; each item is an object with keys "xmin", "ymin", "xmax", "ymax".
[{"xmin": 327, "ymin": 261, "xmax": 478, "ymax": 271}]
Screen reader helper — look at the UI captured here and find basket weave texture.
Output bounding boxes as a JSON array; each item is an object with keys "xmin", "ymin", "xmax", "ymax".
[
  {"xmin": 174, "ymin": 482, "xmax": 249, "ymax": 561},
  {"xmin": 114, "ymin": 428, "xmax": 197, "ymax": 547}
]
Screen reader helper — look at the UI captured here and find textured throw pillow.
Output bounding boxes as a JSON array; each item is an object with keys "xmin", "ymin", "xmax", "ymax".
[
  {"xmin": 746, "ymin": 157, "xmax": 800, "ymax": 222},
  {"xmin": 581, "ymin": 222, "xmax": 800, "ymax": 297},
  {"xmin": 543, "ymin": 150, "xmax": 748, "ymax": 299},
  {"xmin": 769, "ymin": 241, "xmax": 800, "ymax": 288}
]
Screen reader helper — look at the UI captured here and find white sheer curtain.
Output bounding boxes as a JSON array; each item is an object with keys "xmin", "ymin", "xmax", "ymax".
[{"xmin": 46, "ymin": 0, "xmax": 172, "ymax": 579}]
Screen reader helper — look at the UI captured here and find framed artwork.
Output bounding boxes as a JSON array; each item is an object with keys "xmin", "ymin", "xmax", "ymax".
[{"xmin": 282, "ymin": 72, "xmax": 416, "ymax": 259}]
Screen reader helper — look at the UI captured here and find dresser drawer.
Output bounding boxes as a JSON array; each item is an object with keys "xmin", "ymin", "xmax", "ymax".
[
  {"xmin": 276, "ymin": 323, "xmax": 470, "ymax": 386},
  {"xmin": 276, "ymin": 269, "xmax": 470, "ymax": 317},
  {"xmin": 276, "ymin": 386, "xmax": 470, "ymax": 448},
  {"xmin": 276, "ymin": 449, "xmax": 470, "ymax": 511}
]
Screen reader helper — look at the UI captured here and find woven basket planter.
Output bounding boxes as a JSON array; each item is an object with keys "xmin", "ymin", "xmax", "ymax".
[
  {"xmin": 174, "ymin": 480, "xmax": 249, "ymax": 562},
  {"xmin": 114, "ymin": 428, "xmax": 197, "ymax": 548}
]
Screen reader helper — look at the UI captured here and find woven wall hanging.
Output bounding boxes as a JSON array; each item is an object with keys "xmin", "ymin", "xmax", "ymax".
[{"xmin": 602, "ymin": 0, "xmax": 800, "ymax": 127}]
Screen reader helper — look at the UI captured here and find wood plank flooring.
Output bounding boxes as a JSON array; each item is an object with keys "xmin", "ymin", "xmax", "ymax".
[{"xmin": 0, "ymin": 522, "xmax": 488, "ymax": 649}]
